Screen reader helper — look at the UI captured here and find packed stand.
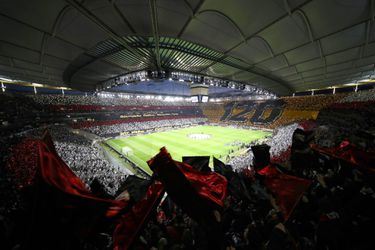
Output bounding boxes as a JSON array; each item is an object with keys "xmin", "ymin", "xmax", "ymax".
[
  {"xmin": 281, "ymin": 95, "xmax": 344, "ymax": 111},
  {"xmin": 317, "ymin": 89, "xmax": 375, "ymax": 138},
  {"xmin": 85, "ymin": 117, "xmax": 207, "ymax": 137},
  {"xmin": 2, "ymin": 122, "xmax": 375, "ymax": 250},
  {"xmin": 29, "ymin": 94, "xmax": 196, "ymax": 107},
  {"xmin": 4, "ymin": 126, "xmax": 130, "ymax": 196},
  {"xmin": 338, "ymin": 88, "xmax": 375, "ymax": 103},
  {"xmin": 227, "ymin": 123, "xmax": 300, "ymax": 170},
  {"xmin": 44, "ymin": 126, "xmax": 129, "ymax": 196},
  {"xmin": 0, "ymin": 93, "xmax": 47, "ymax": 137},
  {"xmin": 201, "ymin": 103, "xmax": 226, "ymax": 123},
  {"xmin": 132, "ymin": 119, "xmax": 375, "ymax": 250}
]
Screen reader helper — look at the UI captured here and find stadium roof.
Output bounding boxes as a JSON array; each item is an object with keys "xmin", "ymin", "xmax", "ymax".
[{"xmin": 0, "ymin": 0, "xmax": 374, "ymax": 96}]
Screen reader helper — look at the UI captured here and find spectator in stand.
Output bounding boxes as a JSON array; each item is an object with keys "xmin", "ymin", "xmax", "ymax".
[
  {"xmin": 47, "ymin": 126, "xmax": 129, "ymax": 196},
  {"xmin": 29, "ymin": 94, "xmax": 197, "ymax": 107},
  {"xmin": 84, "ymin": 118, "xmax": 207, "ymax": 137},
  {"xmin": 338, "ymin": 88, "xmax": 375, "ymax": 103}
]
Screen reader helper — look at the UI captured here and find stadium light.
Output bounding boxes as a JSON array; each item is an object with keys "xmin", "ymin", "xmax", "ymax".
[
  {"xmin": 359, "ymin": 78, "xmax": 371, "ymax": 82},
  {"xmin": 0, "ymin": 76, "xmax": 14, "ymax": 82}
]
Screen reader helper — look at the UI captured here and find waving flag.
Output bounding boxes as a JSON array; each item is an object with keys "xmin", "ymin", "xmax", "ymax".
[
  {"xmin": 257, "ymin": 165, "xmax": 312, "ymax": 221},
  {"xmin": 148, "ymin": 147, "xmax": 227, "ymax": 222},
  {"xmin": 7, "ymin": 132, "xmax": 165, "ymax": 250},
  {"xmin": 311, "ymin": 141, "xmax": 375, "ymax": 173}
]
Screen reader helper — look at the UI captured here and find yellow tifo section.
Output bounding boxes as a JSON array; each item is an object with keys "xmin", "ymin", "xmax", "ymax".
[
  {"xmin": 268, "ymin": 110, "xmax": 319, "ymax": 129},
  {"xmin": 282, "ymin": 110, "xmax": 319, "ymax": 120},
  {"xmin": 268, "ymin": 94, "xmax": 347, "ymax": 128},
  {"xmin": 260, "ymin": 107, "xmax": 273, "ymax": 120},
  {"xmin": 201, "ymin": 103, "xmax": 225, "ymax": 123},
  {"xmin": 230, "ymin": 106, "xmax": 245, "ymax": 116},
  {"xmin": 281, "ymin": 94, "xmax": 345, "ymax": 110}
]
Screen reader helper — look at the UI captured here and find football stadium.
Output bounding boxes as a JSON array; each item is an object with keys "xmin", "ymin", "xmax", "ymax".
[{"xmin": 1, "ymin": 1, "xmax": 375, "ymax": 250}]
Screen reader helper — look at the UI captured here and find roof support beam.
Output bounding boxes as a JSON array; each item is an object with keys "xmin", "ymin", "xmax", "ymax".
[
  {"xmin": 197, "ymin": 9, "xmax": 247, "ymax": 42},
  {"xmin": 252, "ymin": 16, "xmax": 372, "ymax": 69},
  {"xmin": 294, "ymin": 10, "xmax": 314, "ymax": 42},
  {"xmin": 223, "ymin": 0, "xmax": 314, "ymax": 55},
  {"xmin": 149, "ymin": 0, "xmax": 161, "ymax": 70},
  {"xmin": 177, "ymin": 0, "xmax": 206, "ymax": 38},
  {"xmin": 64, "ymin": 0, "xmax": 148, "ymax": 64},
  {"xmin": 182, "ymin": 0, "xmax": 194, "ymax": 15},
  {"xmin": 283, "ymin": 0, "xmax": 292, "ymax": 15},
  {"xmin": 51, "ymin": 5, "xmax": 72, "ymax": 37},
  {"xmin": 110, "ymin": 2, "xmax": 138, "ymax": 34},
  {"xmin": 189, "ymin": 0, "xmax": 314, "ymax": 92},
  {"xmin": 195, "ymin": 1, "xmax": 313, "ymax": 79}
]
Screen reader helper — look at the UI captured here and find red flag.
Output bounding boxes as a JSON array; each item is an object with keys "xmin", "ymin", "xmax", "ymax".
[
  {"xmin": 113, "ymin": 181, "xmax": 165, "ymax": 250},
  {"xmin": 38, "ymin": 139, "xmax": 166, "ymax": 249},
  {"xmin": 147, "ymin": 147, "xmax": 227, "ymax": 222},
  {"xmin": 7, "ymin": 136, "xmax": 166, "ymax": 250},
  {"xmin": 176, "ymin": 161, "xmax": 227, "ymax": 207},
  {"xmin": 258, "ymin": 165, "xmax": 312, "ymax": 221},
  {"xmin": 311, "ymin": 141, "xmax": 375, "ymax": 173},
  {"xmin": 37, "ymin": 140, "xmax": 129, "ymax": 217}
]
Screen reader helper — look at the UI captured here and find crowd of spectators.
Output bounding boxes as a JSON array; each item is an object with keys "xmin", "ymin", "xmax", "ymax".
[
  {"xmin": 1, "ymin": 95, "xmax": 375, "ymax": 249},
  {"xmin": 2, "ymin": 123, "xmax": 374, "ymax": 250},
  {"xmin": 133, "ymin": 128, "xmax": 375, "ymax": 250},
  {"xmin": 85, "ymin": 117, "xmax": 207, "ymax": 137},
  {"xmin": 0, "ymin": 93, "xmax": 46, "ymax": 137},
  {"xmin": 29, "ymin": 94, "xmax": 196, "ymax": 107},
  {"xmin": 269, "ymin": 123, "xmax": 300, "ymax": 160},
  {"xmin": 201, "ymin": 103, "xmax": 226, "ymax": 123},
  {"xmin": 338, "ymin": 88, "xmax": 375, "ymax": 103},
  {"xmin": 281, "ymin": 95, "xmax": 343, "ymax": 111},
  {"xmin": 227, "ymin": 123, "xmax": 300, "ymax": 170},
  {"xmin": 201, "ymin": 90, "xmax": 374, "ymax": 130},
  {"xmin": 1, "ymin": 126, "xmax": 130, "ymax": 197},
  {"xmin": 46, "ymin": 126, "xmax": 129, "ymax": 196},
  {"xmin": 227, "ymin": 149, "xmax": 254, "ymax": 171}
]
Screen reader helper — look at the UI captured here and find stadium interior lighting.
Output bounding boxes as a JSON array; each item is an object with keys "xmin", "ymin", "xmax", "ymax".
[
  {"xmin": 32, "ymin": 83, "xmax": 44, "ymax": 87},
  {"xmin": 0, "ymin": 76, "xmax": 14, "ymax": 82},
  {"xmin": 359, "ymin": 78, "xmax": 371, "ymax": 82},
  {"xmin": 100, "ymin": 70, "xmax": 275, "ymax": 99}
]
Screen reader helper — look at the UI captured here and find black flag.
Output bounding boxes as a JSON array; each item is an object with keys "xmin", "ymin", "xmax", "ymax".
[
  {"xmin": 183, "ymin": 156, "xmax": 211, "ymax": 173},
  {"xmin": 115, "ymin": 175, "xmax": 152, "ymax": 202},
  {"xmin": 213, "ymin": 157, "xmax": 233, "ymax": 179}
]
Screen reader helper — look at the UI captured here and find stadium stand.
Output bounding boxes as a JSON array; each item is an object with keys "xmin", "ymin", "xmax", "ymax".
[
  {"xmin": 30, "ymin": 94, "xmax": 196, "ymax": 106},
  {"xmin": 2, "ymin": 1, "xmax": 375, "ymax": 249},
  {"xmin": 203, "ymin": 94, "xmax": 350, "ymax": 129},
  {"xmin": 211, "ymin": 99, "xmax": 285, "ymax": 126},
  {"xmin": 200, "ymin": 103, "xmax": 226, "ymax": 123},
  {"xmin": 2, "ymin": 88, "xmax": 375, "ymax": 250}
]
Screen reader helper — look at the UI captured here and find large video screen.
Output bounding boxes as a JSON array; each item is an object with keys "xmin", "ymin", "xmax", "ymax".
[
  {"xmin": 191, "ymin": 96, "xmax": 199, "ymax": 102},
  {"xmin": 201, "ymin": 96, "xmax": 208, "ymax": 103}
]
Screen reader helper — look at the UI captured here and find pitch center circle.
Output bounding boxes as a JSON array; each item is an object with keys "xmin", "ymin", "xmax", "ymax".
[{"xmin": 187, "ymin": 133, "xmax": 211, "ymax": 140}]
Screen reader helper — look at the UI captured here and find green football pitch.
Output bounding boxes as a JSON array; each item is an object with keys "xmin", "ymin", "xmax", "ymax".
[{"xmin": 106, "ymin": 125, "xmax": 271, "ymax": 175}]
